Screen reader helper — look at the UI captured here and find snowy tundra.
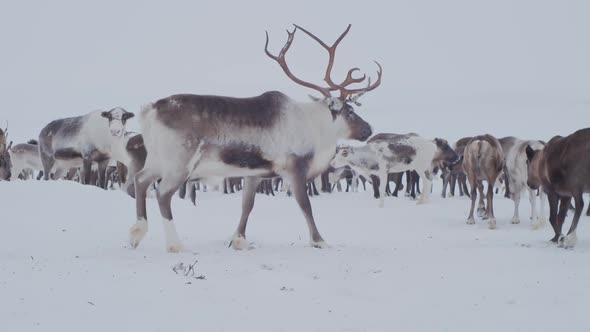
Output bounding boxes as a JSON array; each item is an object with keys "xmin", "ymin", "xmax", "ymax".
[{"xmin": 2, "ymin": 180, "xmax": 590, "ymax": 332}]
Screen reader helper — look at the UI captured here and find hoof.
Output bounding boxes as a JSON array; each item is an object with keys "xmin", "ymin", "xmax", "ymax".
[
  {"xmin": 556, "ymin": 234, "xmax": 566, "ymax": 247},
  {"xmin": 310, "ymin": 240, "xmax": 330, "ymax": 249},
  {"xmin": 166, "ymin": 242, "xmax": 184, "ymax": 253},
  {"xmin": 477, "ymin": 208, "xmax": 486, "ymax": 218},
  {"xmin": 563, "ymin": 233, "xmax": 577, "ymax": 249},
  {"xmin": 129, "ymin": 219, "xmax": 148, "ymax": 249},
  {"xmin": 488, "ymin": 218, "xmax": 496, "ymax": 229},
  {"xmin": 511, "ymin": 217, "xmax": 520, "ymax": 224},
  {"xmin": 550, "ymin": 234, "xmax": 562, "ymax": 243},
  {"xmin": 467, "ymin": 218, "xmax": 475, "ymax": 225},
  {"xmin": 230, "ymin": 235, "xmax": 251, "ymax": 250},
  {"xmin": 532, "ymin": 218, "xmax": 546, "ymax": 230}
]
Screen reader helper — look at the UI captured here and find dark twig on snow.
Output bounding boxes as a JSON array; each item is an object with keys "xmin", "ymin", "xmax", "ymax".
[{"xmin": 172, "ymin": 260, "xmax": 206, "ymax": 280}]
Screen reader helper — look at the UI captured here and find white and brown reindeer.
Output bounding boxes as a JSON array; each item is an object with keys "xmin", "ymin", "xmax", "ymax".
[
  {"xmin": 0, "ymin": 126, "xmax": 12, "ymax": 181},
  {"xmin": 463, "ymin": 134, "xmax": 505, "ymax": 229},
  {"xmin": 330, "ymin": 133, "xmax": 460, "ymax": 208},
  {"xmin": 129, "ymin": 24, "xmax": 380, "ymax": 252},
  {"xmin": 499, "ymin": 136, "xmax": 546, "ymax": 227},
  {"xmin": 8, "ymin": 140, "xmax": 44, "ymax": 180},
  {"xmin": 38, "ymin": 107, "xmax": 145, "ymax": 195}
]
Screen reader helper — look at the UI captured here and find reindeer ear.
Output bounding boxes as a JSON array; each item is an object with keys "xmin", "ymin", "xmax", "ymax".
[
  {"xmin": 525, "ymin": 145, "xmax": 536, "ymax": 161},
  {"xmin": 7, "ymin": 141, "xmax": 12, "ymax": 151},
  {"xmin": 124, "ymin": 112, "xmax": 135, "ymax": 120},
  {"xmin": 101, "ymin": 111, "xmax": 110, "ymax": 118},
  {"xmin": 307, "ymin": 94, "xmax": 322, "ymax": 102}
]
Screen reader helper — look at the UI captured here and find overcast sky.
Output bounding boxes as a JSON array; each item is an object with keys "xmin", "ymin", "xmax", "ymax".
[{"xmin": 1, "ymin": 0, "xmax": 588, "ymax": 143}]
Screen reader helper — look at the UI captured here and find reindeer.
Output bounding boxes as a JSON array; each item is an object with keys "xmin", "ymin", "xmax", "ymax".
[
  {"xmin": 331, "ymin": 133, "xmax": 459, "ymax": 207},
  {"xmin": 499, "ymin": 136, "xmax": 546, "ymax": 227},
  {"xmin": 328, "ymin": 166, "xmax": 360, "ymax": 193},
  {"xmin": 8, "ymin": 140, "xmax": 43, "ymax": 180},
  {"xmin": 441, "ymin": 136, "xmax": 471, "ymax": 198},
  {"xmin": 0, "ymin": 127, "xmax": 12, "ymax": 180},
  {"xmin": 38, "ymin": 108, "xmax": 143, "ymax": 193},
  {"xmin": 463, "ymin": 135, "xmax": 504, "ymax": 229},
  {"xmin": 526, "ymin": 128, "xmax": 590, "ymax": 248},
  {"xmin": 129, "ymin": 24, "xmax": 379, "ymax": 252}
]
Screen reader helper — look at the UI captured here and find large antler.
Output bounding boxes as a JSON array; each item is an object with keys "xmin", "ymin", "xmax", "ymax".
[
  {"xmin": 265, "ymin": 24, "xmax": 382, "ymax": 101},
  {"xmin": 265, "ymin": 28, "xmax": 332, "ymax": 98},
  {"xmin": 294, "ymin": 24, "xmax": 382, "ymax": 100}
]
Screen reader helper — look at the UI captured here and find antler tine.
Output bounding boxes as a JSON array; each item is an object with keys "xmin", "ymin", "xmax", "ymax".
[
  {"xmin": 340, "ymin": 61, "xmax": 383, "ymax": 98},
  {"xmin": 294, "ymin": 24, "xmax": 356, "ymax": 91},
  {"xmin": 265, "ymin": 27, "xmax": 332, "ymax": 98},
  {"xmin": 340, "ymin": 68, "xmax": 366, "ymax": 88}
]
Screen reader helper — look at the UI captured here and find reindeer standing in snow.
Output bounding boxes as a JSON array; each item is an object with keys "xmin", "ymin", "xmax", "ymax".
[
  {"xmin": 331, "ymin": 133, "xmax": 459, "ymax": 208},
  {"xmin": 38, "ymin": 108, "xmax": 144, "ymax": 195},
  {"xmin": 499, "ymin": 136, "xmax": 546, "ymax": 227},
  {"xmin": 129, "ymin": 24, "xmax": 380, "ymax": 252},
  {"xmin": 463, "ymin": 134, "xmax": 505, "ymax": 229},
  {"xmin": 8, "ymin": 140, "xmax": 43, "ymax": 180},
  {"xmin": 0, "ymin": 126, "xmax": 12, "ymax": 181}
]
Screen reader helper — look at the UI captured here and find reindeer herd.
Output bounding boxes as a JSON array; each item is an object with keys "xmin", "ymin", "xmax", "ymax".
[{"xmin": 0, "ymin": 25, "xmax": 588, "ymax": 252}]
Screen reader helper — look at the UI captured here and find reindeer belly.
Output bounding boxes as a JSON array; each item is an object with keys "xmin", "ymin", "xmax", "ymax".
[{"xmin": 188, "ymin": 142, "xmax": 277, "ymax": 179}]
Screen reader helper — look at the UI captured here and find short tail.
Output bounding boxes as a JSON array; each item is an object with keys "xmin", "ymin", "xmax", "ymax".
[{"xmin": 472, "ymin": 140, "xmax": 483, "ymax": 173}]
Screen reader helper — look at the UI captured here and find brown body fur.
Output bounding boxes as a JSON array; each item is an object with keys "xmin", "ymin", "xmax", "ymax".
[
  {"xmin": 463, "ymin": 134, "xmax": 504, "ymax": 229},
  {"xmin": 526, "ymin": 128, "xmax": 590, "ymax": 247}
]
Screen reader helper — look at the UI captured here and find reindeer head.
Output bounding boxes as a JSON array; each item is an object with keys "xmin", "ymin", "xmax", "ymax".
[
  {"xmin": 265, "ymin": 24, "xmax": 381, "ymax": 142},
  {"xmin": 433, "ymin": 138, "xmax": 461, "ymax": 168},
  {"xmin": 101, "ymin": 107, "xmax": 134, "ymax": 137},
  {"xmin": 330, "ymin": 145, "xmax": 353, "ymax": 168},
  {"xmin": 0, "ymin": 127, "xmax": 13, "ymax": 180},
  {"xmin": 525, "ymin": 144, "xmax": 545, "ymax": 190}
]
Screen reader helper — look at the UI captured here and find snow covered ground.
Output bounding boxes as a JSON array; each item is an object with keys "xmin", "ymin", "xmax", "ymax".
[{"xmin": 2, "ymin": 179, "xmax": 590, "ymax": 332}]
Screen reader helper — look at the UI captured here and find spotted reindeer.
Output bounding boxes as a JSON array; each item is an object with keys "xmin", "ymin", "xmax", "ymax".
[
  {"xmin": 330, "ymin": 133, "xmax": 459, "ymax": 208},
  {"xmin": 129, "ymin": 24, "xmax": 380, "ymax": 252}
]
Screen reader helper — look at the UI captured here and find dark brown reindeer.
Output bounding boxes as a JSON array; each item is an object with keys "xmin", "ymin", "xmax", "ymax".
[
  {"xmin": 463, "ymin": 135, "xmax": 504, "ymax": 229},
  {"xmin": 526, "ymin": 128, "xmax": 590, "ymax": 248},
  {"xmin": 129, "ymin": 24, "xmax": 381, "ymax": 252},
  {"xmin": 441, "ymin": 136, "xmax": 471, "ymax": 198}
]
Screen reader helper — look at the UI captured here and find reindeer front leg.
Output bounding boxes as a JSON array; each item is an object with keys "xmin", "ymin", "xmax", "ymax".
[
  {"xmin": 417, "ymin": 170, "xmax": 431, "ymax": 205},
  {"xmin": 97, "ymin": 160, "xmax": 109, "ymax": 189},
  {"xmin": 81, "ymin": 157, "xmax": 92, "ymax": 185},
  {"xmin": 377, "ymin": 170, "xmax": 388, "ymax": 208}
]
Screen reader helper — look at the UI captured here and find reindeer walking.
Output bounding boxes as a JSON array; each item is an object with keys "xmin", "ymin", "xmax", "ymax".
[
  {"xmin": 463, "ymin": 135, "xmax": 505, "ymax": 229},
  {"xmin": 129, "ymin": 24, "xmax": 381, "ymax": 252}
]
